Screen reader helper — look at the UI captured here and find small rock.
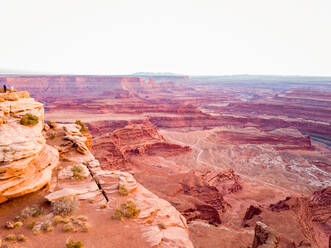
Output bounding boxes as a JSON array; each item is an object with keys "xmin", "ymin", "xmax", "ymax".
[{"xmin": 4, "ymin": 221, "xmax": 14, "ymax": 229}]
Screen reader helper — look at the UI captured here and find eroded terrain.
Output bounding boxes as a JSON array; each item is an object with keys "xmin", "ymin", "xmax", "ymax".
[{"xmin": 0, "ymin": 75, "xmax": 330, "ymax": 248}]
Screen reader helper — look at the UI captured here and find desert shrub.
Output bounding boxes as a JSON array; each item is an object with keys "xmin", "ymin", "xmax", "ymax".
[
  {"xmin": 17, "ymin": 234, "xmax": 27, "ymax": 242},
  {"xmin": 80, "ymin": 222, "xmax": 91, "ymax": 233},
  {"xmin": 13, "ymin": 221, "xmax": 23, "ymax": 228},
  {"xmin": 32, "ymin": 207, "xmax": 42, "ymax": 217},
  {"xmin": 63, "ymin": 223, "xmax": 74, "ymax": 232},
  {"xmin": 51, "ymin": 196, "xmax": 79, "ymax": 216},
  {"xmin": 75, "ymin": 120, "xmax": 88, "ymax": 133},
  {"xmin": 16, "ymin": 205, "xmax": 42, "ymax": 221},
  {"xmin": 118, "ymin": 184, "xmax": 129, "ymax": 196},
  {"xmin": 111, "ymin": 200, "xmax": 140, "ymax": 220},
  {"xmin": 48, "ymin": 121, "xmax": 57, "ymax": 128},
  {"xmin": 66, "ymin": 240, "xmax": 84, "ymax": 248},
  {"xmin": 71, "ymin": 164, "xmax": 85, "ymax": 180},
  {"xmin": 52, "ymin": 215, "xmax": 63, "ymax": 225},
  {"xmin": 49, "ymin": 133, "xmax": 56, "ymax": 139},
  {"xmin": 62, "ymin": 217, "xmax": 71, "ymax": 224},
  {"xmin": 28, "ymin": 221, "xmax": 36, "ymax": 229},
  {"xmin": 76, "ymin": 215, "xmax": 88, "ymax": 222},
  {"xmin": 20, "ymin": 113, "xmax": 39, "ymax": 126},
  {"xmin": 5, "ymin": 233, "xmax": 17, "ymax": 241},
  {"xmin": 100, "ymin": 203, "xmax": 107, "ymax": 209},
  {"xmin": 32, "ymin": 225, "xmax": 41, "ymax": 235},
  {"xmin": 41, "ymin": 221, "xmax": 54, "ymax": 232}
]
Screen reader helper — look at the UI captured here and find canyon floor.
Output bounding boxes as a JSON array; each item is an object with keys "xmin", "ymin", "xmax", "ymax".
[{"xmin": 0, "ymin": 75, "xmax": 330, "ymax": 248}]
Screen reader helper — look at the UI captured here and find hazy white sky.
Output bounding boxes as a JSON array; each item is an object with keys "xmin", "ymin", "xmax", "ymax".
[{"xmin": 0, "ymin": 0, "xmax": 330, "ymax": 75}]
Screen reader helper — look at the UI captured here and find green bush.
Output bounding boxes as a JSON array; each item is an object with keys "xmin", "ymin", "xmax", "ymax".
[
  {"xmin": 75, "ymin": 120, "xmax": 88, "ymax": 133},
  {"xmin": 20, "ymin": 113, "xmax": 39, "ymax": 126}
]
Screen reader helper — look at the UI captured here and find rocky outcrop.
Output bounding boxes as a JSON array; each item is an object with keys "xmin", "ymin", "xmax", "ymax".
[
  {"xmin": 252, "ymin": 222, "xmax": 280, "ymax": 248},
  {"xmin": 268, "ymin": 187, "xmax": 331, "ymax": 248},
  {"xmin": 42, "ymin": 121, "xmax": 194, "ymax": 248},
  {"xmin": 85, "ymin": 160, "xmax": 194, "ymax": 248},
  {"xmin": 297, "ymin": 187, "xmax": 331, "ymax": 248},
  {"xmin": 92, "ymin": 120, "xmax": 191, "ymax": 169},
  {"xmin": 0, "ymin": 92, "xmax": 59, "ymax": 203}
]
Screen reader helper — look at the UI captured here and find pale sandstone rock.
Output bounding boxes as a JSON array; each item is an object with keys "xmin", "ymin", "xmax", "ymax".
[
  {"xmin": 0, "ymin": 93, "xmax": 59, "ymax": 203},
  {"xmin": 85, "ymin": 161, "xmax": 194, "ymax": 248},
  {"xmin": 45, "ymin": 188, "xmax": 82, "ymax": 202},
  {"xmin": 64, "ymin": 134, "xmax": 89, "ymax": 154},
  {"xmin": 58, "ymin": 163, "xmax": 89, "ymax": 180}
]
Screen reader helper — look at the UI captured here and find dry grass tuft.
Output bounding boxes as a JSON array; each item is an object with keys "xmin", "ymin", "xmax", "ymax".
[
  {"xmin": 17, "ymin": 234, "xmax": 27, "ymax": 242},
  {"xmin": 71, "ymin": 164, "xmax": 86, "ymax": 180},
  {"xmin": 66, "ymin": 239, "xmax": 84, "ymax": 248},
  {"xmin": 75, "ymin": 120, "xmax": 88, "ymax": 133},
  {"xmin": 20, "ymin": 113, "xmax": 39, "ymax": 126},
  {"xmin": 111, "ymin": 200, "xmax": 140, "ymax": 220},
  {"xmin": 51, "ymin": 196, "xmax": 79, "ymax": 216},
  {"xmin": 118, "ymin": 184, "xmax": 129, "ymax": 196},
  {"xmin": 5, "ymin": 234, "xmax": 17, "ymax": 241},
  {"xmin": 63, "ymin": 223, "xmax": 74, "ymax": 232}
]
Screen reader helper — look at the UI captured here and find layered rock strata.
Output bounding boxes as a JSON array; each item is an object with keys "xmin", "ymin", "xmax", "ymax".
[
  {"xmin": 0, "ymin": 91, "xmax": 59, "ymax": 203},
  {"xmin": 44, "ymin": 122, "xmax": 194, "ymax": 248}
]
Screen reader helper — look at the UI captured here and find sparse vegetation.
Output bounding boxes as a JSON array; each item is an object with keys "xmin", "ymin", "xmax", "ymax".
[
  {"xmin": 13, "ymin": 221, "xmax": 23, "ymax": 228},
  {"xmin": 62, "ymin": 217, "xmax": 71, "ymax": 224},
  {"xmin": 28, "ymin": 221, "xmax": 36, "ymax": 229},
  {"xmin": 16, "ymin": 205, "xmax": 42, "ymax": 221},
  {"xmin": 75, "ymin": 120, "xmax": 88, "ymax": 133},
  {"xmin": 49, "ymin": 132, "xmax": 57, "ymax": 139},
  {"xmin": 51, "ymin": 196, "xmax": 79, "ymax": 216},
  {"xmin": 100, "ymin": 203, "xmax": 107, "ymax": 209},
  {"xmin": 52, "ymin": 215, "xmax": 63, "ymax": 225},
  {"xmin": 80, "ymin": 222, "xmax": 91, "ymax": 233},
  {"xmin": 66, "ymin": 240, "xmax": 84, "ymax": 248},
  {"xmin": 118, "ymin": 183, "xmax": 129, "ymax": 196},
  {"xmin": 71, "ymin": 164, "xmax": 85, "ymax": 180},
  {"xmin": 111, "ymin": 200, "xmax": 140, "ymax": 220},
  {"xmin": 76, "ymin": 215, "xmax": 88, "ymax": 222},
  {"xmin": 17, "ymin": 234, "xmax": 27, "ymax": 242},
  {"xmin": 20, "ymin": 113, "xmax": 39, "ymax": 126},
  {"xmin": 63, "ymin": 223, "xmax": 74, "ymax": 232},
  {"xmin": 48, "ymin": 121, "xmax": 57, "ymax": 128},
  {"xmin": 41, "ymin": 221, "xmax": 54, "ymax": 232},
  {"xmin": 5, "ymin": 233, "xmax": 17, "ymax": 241}
]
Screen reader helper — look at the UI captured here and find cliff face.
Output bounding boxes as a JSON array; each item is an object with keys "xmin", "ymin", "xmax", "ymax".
[
  {"xmin": 0, "ymin": 92, "xmax": 194, "ymax": 248},
  {"xmin": 0, "ymin": 91, "xmax": 59, "ymax": 203},
  {"xmin": 270, "ymin": 187, "xmax": 331, "ymax": 248}
]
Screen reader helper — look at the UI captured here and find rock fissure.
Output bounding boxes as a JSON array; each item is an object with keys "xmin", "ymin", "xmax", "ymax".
[{"xmin": 85, "ymin": 161, "xmax": 109, "ymax": 202}]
